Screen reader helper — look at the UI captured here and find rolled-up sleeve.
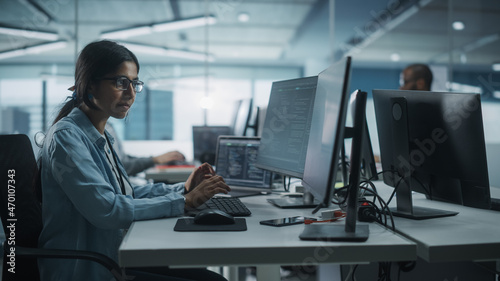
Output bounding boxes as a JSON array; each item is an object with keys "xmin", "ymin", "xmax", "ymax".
[{"xmin": 49, "ymin": 129, "xmax": 184, "ymax": 229}]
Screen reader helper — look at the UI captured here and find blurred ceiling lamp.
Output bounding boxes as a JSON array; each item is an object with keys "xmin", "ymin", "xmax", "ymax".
[
  {"xmin": 390, "ymin": 52, "xmax": 401, "ymax": 62},
  {"xmin": 237, "ymin": 12, "xmax": 250, "ymax": 23},
  {"xmin": 492, "ymin": 63, "xmax": 500, "ymax": 72},
  {"xmin": 0, "ymin": 26, "xmax": 59, "ymax": 41},
  {"xmin": 452, "ymin": 21, "xmax": 465, "ymax": 31},
  {"xmin": 101, "ymin": 15, "xmax": 217, "ymax": 39},
  {"xmin": 121, "ymin": 42, "xmax": 215, "ymax": 62},
  {"xmin": 0, "ymin": 41, "xmax": 67, "ymax": 60}
]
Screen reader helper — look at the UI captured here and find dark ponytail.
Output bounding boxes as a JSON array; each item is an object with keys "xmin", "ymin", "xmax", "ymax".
[{"xmin": 52, "ymin": 40, "xmax": 140, "ymax": 124}]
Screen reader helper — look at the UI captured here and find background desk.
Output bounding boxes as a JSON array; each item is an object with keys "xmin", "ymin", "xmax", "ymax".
[
  {"xmin": 341, "ymin": 183, "xmax": 500, "ymax": 280},
  {"xmin": 374, "ymin": 182, "xmax": 500, "ymax": 263},
  {"xmin": 119, "ymin": 194, "xmax": 416, "ymax": 280}
]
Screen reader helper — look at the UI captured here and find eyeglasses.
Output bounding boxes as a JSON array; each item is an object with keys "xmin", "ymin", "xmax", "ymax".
[{"xmin": 100, "ymin": 76, "xmax": 144, "ymax": 93}]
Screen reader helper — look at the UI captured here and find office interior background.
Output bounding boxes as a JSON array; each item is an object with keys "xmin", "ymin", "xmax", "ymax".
[{"xmin": 1, "ymin": 0, "xmax": 500, "ymax": 183}]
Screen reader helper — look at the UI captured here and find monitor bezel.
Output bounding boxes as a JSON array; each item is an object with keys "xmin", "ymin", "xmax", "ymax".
[{"xmin": 301, "ymin": 56, "xmax": 352, "ymax": 208}]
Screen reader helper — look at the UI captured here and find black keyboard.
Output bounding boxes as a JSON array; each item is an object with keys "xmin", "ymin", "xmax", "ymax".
[{"xmin": 205, "ymin": 197, "xmax": 251, "ymax": 216}]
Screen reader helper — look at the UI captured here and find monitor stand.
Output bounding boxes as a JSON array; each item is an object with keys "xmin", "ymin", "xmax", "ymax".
[{"xmin": 389, "ymin": 97, "xmax": 458, "ymax": 220}]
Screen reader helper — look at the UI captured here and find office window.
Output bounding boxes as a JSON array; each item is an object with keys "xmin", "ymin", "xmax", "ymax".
[
  {"xmin": 0, "ymin": 79, "xmax": 42, "ymax": 137},
  {"xmin": 124, "ymin": 88, "xmax": 174, "ymax": 140},
  {"xmin": 150, "ymin": 89, "xmax": 174, "ymax": 140},
  {"xmin": 46, "ymin": 77, "xmax": 75, "ymax": 129}
]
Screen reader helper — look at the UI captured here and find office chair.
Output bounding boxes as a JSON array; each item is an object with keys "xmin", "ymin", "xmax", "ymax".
[{"xmin": 0, "ymin": 134, "xmax": 125, "ymax": 281}]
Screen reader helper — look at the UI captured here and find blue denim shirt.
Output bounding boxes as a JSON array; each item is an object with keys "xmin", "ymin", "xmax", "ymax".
[{"xmin": 38, "ymin": 107, "xmax": 185, "ymax": 281}]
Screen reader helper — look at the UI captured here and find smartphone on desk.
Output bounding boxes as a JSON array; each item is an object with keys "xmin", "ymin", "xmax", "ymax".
[{"xmin": 260, "ymin": 216, "xmax": 316, "ymax": 227}]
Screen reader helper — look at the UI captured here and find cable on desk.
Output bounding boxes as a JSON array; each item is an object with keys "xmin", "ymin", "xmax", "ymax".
[
  {"xmin": 382, "ymin": 169, "xmax": 433, "ymax": 205},
  {"xmin": 363, "ymin": 189, "xmax": 395, "ymax": 231}
]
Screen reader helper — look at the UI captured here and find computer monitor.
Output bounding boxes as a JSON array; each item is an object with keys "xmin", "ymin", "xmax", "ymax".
[
  {"xmin": 255, "ymin": 76, "xmax": 318, "ymax": 179},
  {"xmin": 214, "ymin": 136, "xmax": 272, "ymax": 197},
  {"xmin": 344, "ymin": 90, "xmax": 379, "ymax": 183},
  {"xmin": 299, "ymin": 58, "xmax": 370, "ymax": 241},
  {"xmin": 231, "ymin": 99, "xmax": 255, "ymax": 136},
  {"xmin": 192, "ymin": 126, "xmax": 232, "ymax": 165},
  {"xmin": 373, "ymin": 89, "xmax": 491, "ymax": 219},
  {"xmin": 301, "ymin": 57, "xmax": 352, "ymax": 208}
]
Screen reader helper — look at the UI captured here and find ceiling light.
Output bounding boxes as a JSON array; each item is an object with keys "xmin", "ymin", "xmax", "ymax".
[
  {"xmin": 25, "ymin": 41, "xmax": 67, "ymax": 54},
  {"xmin": 492, "ymin": 63, "xmax": 500, "ymax": 71},
  {"xmin": 101, "ymin": 15, "xmax": 217, "ymax": 39},
  {"xmin": 121, "ymin": 42, "xmax": 215, "ymax": 62},
  {"xmin": 100, "ymin": 26, "xmax": 153, "ymax": 40},
  {"xmin": 0, "ymin": 41, "xmax": 67, "ymax": 60},
  {"xmin": 237, "ymin": 12, "xmax": 250, "ymax": 23},
  {"xmin": 0, "ymin": 49, "xmax": 26, "ymax": 60},
  {"xmin": 153, "ymin": 16, "xmax": 217, "ymax": 32},
  {"xmin": 390, "ymin": 53, "xmax": 401, "ymax": 62},
  {"xmin": 0, "ymin": 26, "xmax": 59, "ymax": 41},
  {"xmin": 452, "ymin": 21, "xmax": 465, "ymax": 31}
]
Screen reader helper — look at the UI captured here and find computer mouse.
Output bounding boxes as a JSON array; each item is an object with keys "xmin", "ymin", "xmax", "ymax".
[{"xmin": 193, "ymin": 209, "xmax": 235, "ymax": 225}]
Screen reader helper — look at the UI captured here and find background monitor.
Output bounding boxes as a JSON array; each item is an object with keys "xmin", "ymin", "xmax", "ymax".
[
  {"xmin": 192, "ymin": 126, "xmax": 232, "ymax": 165},
  {"xmin": 231, "ymin": 99, "xmax": 257, "ymax": 137},
  {"xmin": 255, "ymin": 76, "xmax": 318, "ymax": 179},
  {"xmin": 214, "ymin": 136, "xmax": 272, "ymax": 196},
  {"xmin": 301, "ymin": 56, "xmax": 352, "ymax": 207},
  {"xmin": 346, "ymin": 90, "xmax": 379, "ymax": 183},
  {"xmin": 373, "ymin": 89, "xmax": 489, "ymax": 219}
]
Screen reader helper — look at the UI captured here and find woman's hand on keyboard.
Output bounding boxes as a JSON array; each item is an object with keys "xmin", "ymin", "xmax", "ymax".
[
  {"xmin": 184, "ymin": 175, "xmax": 231, "ymax": 208},
  {"xmin": 185, "ymin": 163, "xmax": 216, "ymax": 193}
]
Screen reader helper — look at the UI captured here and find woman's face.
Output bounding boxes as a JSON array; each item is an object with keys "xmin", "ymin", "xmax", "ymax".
[{"xmin": 90, "ymin": 61, "xmax": 138, "ymax": 119}]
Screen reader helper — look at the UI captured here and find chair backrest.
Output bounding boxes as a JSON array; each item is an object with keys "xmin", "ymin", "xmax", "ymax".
[{"xmin": 0, "ymin": 134, "xmax": 42, "ymax": 280}]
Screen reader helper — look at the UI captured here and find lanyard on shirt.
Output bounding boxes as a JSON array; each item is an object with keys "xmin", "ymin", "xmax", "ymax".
[{"xmin": 104, "ymin": 135, "xmax": 127, "ymax": 196}]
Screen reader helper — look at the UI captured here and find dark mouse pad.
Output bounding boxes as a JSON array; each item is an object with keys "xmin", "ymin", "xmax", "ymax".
[{"xmin": 174, "ymin": 218, "xmax": 247, "ymax": 231}]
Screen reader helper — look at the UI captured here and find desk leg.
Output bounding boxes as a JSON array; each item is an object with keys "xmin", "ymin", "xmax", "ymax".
[{"xmin": 256, "ymin": 265, "xmax": 280, "ymax": 280}]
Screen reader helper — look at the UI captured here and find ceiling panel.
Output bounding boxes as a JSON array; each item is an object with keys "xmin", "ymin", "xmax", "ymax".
[{"xmin": 0, "ymin": 0, "xmax": 498, "ymax": 71}]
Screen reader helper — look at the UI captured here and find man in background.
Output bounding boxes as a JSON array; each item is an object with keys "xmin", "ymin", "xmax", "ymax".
[{"xmin": 400, "ymin": 63, "xmax": 433, "ymax": 91}]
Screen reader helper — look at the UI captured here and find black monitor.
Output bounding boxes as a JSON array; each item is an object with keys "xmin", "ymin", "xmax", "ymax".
[
  {"xmin": 373, "ymin": 89, "xmax": 491, "ymax": 219},
  {"xmin": 343, "ymin": 91, "xmax": 379, "ymax": 183},
  {"xmin": 231, "ymin": 99, "xmax": 256, "ymax": 136},
  {"xmin": 301, "ymin": 57, "xmax": 351, "ymax": 207},
  {"xmin": 192, "ymin": 126, "xmax": 232, "ymax": 165},
  {"xmin": 299, "ymin": 57, "xmax": 370, "ymax": 241},
  {"xmin": 255, "ymin": 76, "xmax": 318, "ymax": 179}
]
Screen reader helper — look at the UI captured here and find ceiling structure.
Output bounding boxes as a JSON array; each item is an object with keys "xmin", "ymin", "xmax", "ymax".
[{"xmin": 0, "ymin": 0, "xmax": 498, "ymax": 71}]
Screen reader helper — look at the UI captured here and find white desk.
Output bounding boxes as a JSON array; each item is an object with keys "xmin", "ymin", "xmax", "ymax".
[
  {"xmin": 119, "ymin": 194, "xmax": 416, "ymax": 274},
  {"xmin": 375, "ymin": 183, "xmax": 500, "ymax": 263},
  {"xmin": 144, "ymin": 166, "xmax": 195, "ymax": 183}
]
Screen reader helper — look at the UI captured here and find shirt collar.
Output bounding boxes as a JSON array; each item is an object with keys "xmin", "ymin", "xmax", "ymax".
[{"xmin": 66, "ymin": 107, "xmax": 110, "ymax": 148}]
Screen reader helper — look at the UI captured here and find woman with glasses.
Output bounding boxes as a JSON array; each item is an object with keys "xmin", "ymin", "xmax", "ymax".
[{"xmin": 37, "ymin": 40, "xmax": 229, "ymax": 281}]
